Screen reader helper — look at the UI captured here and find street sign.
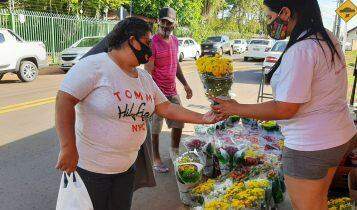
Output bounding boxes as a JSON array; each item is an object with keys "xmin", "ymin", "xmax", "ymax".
[{"xmin": 336, "ymin": 0, "xmax": 357, "ymax": 23}]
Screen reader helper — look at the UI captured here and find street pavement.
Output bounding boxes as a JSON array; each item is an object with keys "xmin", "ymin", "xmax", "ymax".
[{"xmin": 0, "ymin": 55, "xmax": 289, "ymax": 210}]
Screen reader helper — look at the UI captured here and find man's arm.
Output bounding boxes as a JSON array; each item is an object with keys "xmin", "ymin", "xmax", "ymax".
[{"xmin": 176, "ymin": 63, "xmax": 188, "ymax": 86}]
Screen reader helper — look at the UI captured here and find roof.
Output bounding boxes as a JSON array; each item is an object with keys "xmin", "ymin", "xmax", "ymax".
[{"xmin": 348, "ymin": 26, "xmax": 357, "ymax": 34}]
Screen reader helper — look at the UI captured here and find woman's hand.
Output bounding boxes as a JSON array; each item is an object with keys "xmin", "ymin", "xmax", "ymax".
[
  {"xmin": 202, "ymin": 111, "xmax": 227, "ymax": 124},
  {"xmin": 211, "ymin": 98, "xmax": 240, "ymax": 116},
  {"xmin": 55, "ymin": 145, "xmax": 79, "ymax": 174}
]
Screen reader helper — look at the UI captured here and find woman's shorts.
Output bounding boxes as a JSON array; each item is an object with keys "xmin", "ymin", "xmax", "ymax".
[{"xmin": 282, "ymin": 135, "xmax": 356, "ymax": 180}]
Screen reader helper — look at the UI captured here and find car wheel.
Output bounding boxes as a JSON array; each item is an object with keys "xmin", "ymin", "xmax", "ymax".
[
  {"xmin": 0, "ymin": 73, "xmax": 4, "ymax": 81},
  {"xmin": 244, "ymin": 57, "xmax": 249, "ymax": 62},
  {"xmin": 17, "ymin": 60, "xmax": 39, "ymax": 82},
  {"xmin": 194, "ymin": 51, "xmax": 200, "ymax": 60},
  {"xmin": 179, "ymin": 53, "xmax": 184, "ymax": 62},
  {"xmin": 61, "ymin": 68, "xmax": 69, "ymax": 73}
]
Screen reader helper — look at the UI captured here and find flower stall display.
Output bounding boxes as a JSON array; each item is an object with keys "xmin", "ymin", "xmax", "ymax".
[
  {"xmin": 328, "ymin": 197, "xmax": 355, "ymax": 210},
  {"xmin": 174, "ymin": 118, "xmax": 290, "ymax": 209},
  {"xmin": 196, "ymin": 55, "xmax": 234, "ymax": 103}
]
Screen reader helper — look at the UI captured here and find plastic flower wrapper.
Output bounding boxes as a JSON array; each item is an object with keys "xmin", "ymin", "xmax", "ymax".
[
  {"xmin": 215, "ymin": 140, "xmax": 248, "ymax": 175},
  {"xmin": 196, "ymin": 55, "xmax": 234, "ymax": 105},
  {"xmin": 194, "ymin": 125, "xmax": 210, "ymax": 136},
  {"xmin": 183, "ymin": 136, "xmax": 208, "ymax": 151},
  {"xmin": 174, "ymin": 151, "xmax": 204, "ymax": 206},
  {"xmin": 202, "ymin": 141, "xmax": 216, "ymax": 177}
]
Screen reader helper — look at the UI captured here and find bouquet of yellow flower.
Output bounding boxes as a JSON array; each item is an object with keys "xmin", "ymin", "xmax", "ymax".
[{"xmin": 196, "ymin": 55, "xmax": 234, "ymax": 101}]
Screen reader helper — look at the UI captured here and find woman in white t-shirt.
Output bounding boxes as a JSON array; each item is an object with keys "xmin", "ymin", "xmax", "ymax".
[
  {"xmin": 55, "ymin": 18, "xmax": 220, "ymax": 210},
  {"xmin": 212, "ymin": 0, "xmax": 356, "ymax": 209}
]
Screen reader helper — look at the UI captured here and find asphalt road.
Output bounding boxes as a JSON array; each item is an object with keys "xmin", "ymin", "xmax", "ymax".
[{"xmin": 0, "ymin": 55, "xmax": 280, "ymax": 210}]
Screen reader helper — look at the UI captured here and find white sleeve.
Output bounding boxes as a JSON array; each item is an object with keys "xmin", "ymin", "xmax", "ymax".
[
  {"xmin": 274, "ymin": 44, "xmax": 316, "ymax": 103},
  {"xmin": 60, "ymin": 60, "xmax": 100, "ymax": 100},
  {"xmin": 152, "ymin": 81, "xmax": 168, "ymax": 105}
]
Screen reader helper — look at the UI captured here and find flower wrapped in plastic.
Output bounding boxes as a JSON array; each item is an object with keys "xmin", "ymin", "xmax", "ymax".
[
  {"xmin": 183, "ymin": 137, "xmax": 208, "ymax": 151},
  {"xmin": 196, "ymin": 55, "xmax": 234, "ymax": 103},
  {"xmin": 215, "ymin": 140, "xmax": 249, "ymax": 175},
  {"xmin": 174, "ymin": 151, "xmax": 204, "ymax": 206}
]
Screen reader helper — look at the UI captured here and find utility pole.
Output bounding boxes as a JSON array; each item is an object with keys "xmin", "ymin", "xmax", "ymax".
[
  {"xmin": 335, "ymin": 0, "xmax": 344, "ymax": 39},
  {"xmin": 333, "ymin": 0, "xmax": 340, "ymax": 35},
  {"xmin": 130, "ymin": 0, "xmax": 133, "ymax": 17}
]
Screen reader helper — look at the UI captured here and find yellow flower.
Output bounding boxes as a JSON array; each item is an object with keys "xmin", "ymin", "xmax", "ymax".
[
  {"xmin": 192, "ymin": 179, "xmax": 215, "ymax": 195},
  {"xmin": 204, "ymin": 199, "xmax": 230, "ymax": 210},
  {"xmin": 245, "ymin": 179, "xmax": 270, "ymax": 189},
  {"xmin": 196, "ymin": 56, "xmax": 233, "ymax": 77}
]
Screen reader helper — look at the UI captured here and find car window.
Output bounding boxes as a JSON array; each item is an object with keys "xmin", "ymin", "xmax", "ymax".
[
  {"xmin": 234, "ymin": 40, "xmax": 241, "ymax": 44},
  {"xmin": 188, "ymin": 40, "xmax": 194, "ymax": 45},
  {"xmin": 178, "ymin": 40, "xmax": 183, "ymax": 46},
  {"xmin": 271, "ymin": 41, "xmax": 287, "ymax": 52},
  {"xmin": 0, "ymin": 33, "xmax": 4, "ymax": 43},
  {"xmin": 184, "ymin": 40, "xmax": 190, "ymax": 46},
  {"xmin": 76, "ymin": 37, "xmax": 103, "ymax": 47},
  {"xmin": 250, "ymin": 40, "xmax": 269, "ymax": 45},
  {"xmin": 206, "ymin": 37, "xmax": 222, "ymax": 42},
  {"xmin": 7, "ymin": 30, "xmax": 22, "ymax": 42}
]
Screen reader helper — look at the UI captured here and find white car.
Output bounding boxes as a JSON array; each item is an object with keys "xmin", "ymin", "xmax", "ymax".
[
  {"xmin": 178, "ymin": 38, "xmax": 201, "ymax": 62},
  {"xmin": 262, "ymin": 40, "xmax": 288, "ymax": 74},
  {"xmin": 0, "ymin": 28, "xmax": 48, "ymax": 82},
  {"xmin": 232, "ymin": 39, "xmax": 248, "ymax": 53},
  {"xmin": 60, "ymin": 36, "xmax": 104, "ymax": 72},
  {"xmin": 244, "ymin": 39, "xmax": 275, "ymax": 61}
]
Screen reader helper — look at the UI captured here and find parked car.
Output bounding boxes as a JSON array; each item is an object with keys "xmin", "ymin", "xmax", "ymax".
[
  {"xmin": 244, "ymin": 39, "xmax": 275, "ymax": 61},
  {"xmin": 0, "ymin": 28, "xmax": 48, "ymax": 82},
  {"xmin": 232, "ymin": 39, "xmax": 248, "ymax": 53},
  {"xmin": 178, "ymin": 38, "xmax": 201, "ymax": 62},
  {"xmin": 60, "ymin": 36, "xmax": 104, "ymax": 72},
  {"xmin": 262, "ymin": 40, "xmax": 288, "ymax": 74},
  {"xmin": 201, "ymin": 36, "xmax": 233, "ymax": 56}
]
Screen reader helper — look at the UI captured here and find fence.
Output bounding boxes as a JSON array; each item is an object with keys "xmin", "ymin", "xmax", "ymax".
[{"xmin": 0, "ymin": 9, "xmax": 117, "ymax": 63}]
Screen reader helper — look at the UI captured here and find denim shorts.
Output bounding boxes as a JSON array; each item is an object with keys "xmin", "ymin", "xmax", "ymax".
[{"xmin": 282, "ymin": 135, "xmax": 356, "ymax": 180}]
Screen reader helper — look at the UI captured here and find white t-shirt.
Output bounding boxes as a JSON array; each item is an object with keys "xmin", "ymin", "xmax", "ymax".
[
  {"xmin": 271, "ymin": 32, "xmax": 356, "ymax": 151},
  {"xmin": 60, "ymin": 53, "xmax": 168, "ymax": 174}
]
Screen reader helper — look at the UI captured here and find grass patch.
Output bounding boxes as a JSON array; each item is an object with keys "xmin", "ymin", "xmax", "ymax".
[
  {"xmin": 345, "ymin": 51, "xmax": 356, "ymax": 104},
  {"xmin": 345, "ymin": 50, "xmax": 357, "ymax": 68}
]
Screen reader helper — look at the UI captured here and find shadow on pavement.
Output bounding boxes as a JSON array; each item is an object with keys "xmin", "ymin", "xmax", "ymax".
[
  {"xmin": 234, "ymin": 69, "xmax": 262, "ymax": 85},
  {"xmin": 0, "ymin": 79, "xmax": 22, "ymax": 84},
  {"xmin": 0, "ymin": 128, "xmax": 60, "ymax": 210},
  {"xmin": 0, "ymin": 128, "xmax": 191, "ymax": 210},
  {"xmin": 39, "ymin": 66, "xmax": 65, "ymax": 75}
]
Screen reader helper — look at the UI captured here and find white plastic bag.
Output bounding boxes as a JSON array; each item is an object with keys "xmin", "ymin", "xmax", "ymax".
[{"xmin": 56, "ymin": 172, "xmax": 93, "ymax": 210}]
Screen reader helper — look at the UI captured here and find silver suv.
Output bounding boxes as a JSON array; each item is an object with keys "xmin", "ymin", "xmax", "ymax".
[{"xmin": 201, "ymin": 36, "xmax": 233, "ymax": 56}]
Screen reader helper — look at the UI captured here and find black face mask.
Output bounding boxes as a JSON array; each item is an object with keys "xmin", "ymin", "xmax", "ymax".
[{"xmin": 129, "ymin": 39, "xmax": 152, "ymax": 65}]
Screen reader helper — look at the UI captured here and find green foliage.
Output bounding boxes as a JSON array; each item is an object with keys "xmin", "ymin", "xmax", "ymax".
[{"xmin": 2, "ymin": 0, "xmax": 267, "ymax": 42}]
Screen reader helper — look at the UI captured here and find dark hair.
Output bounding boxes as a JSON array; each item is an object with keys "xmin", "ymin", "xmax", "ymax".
[
  {"xmin": 264, "ymin": 0, "xmax": 341, "ymax": 83},
  {"xmin": 107, "ymin": 17, "xmax": 152, "ymax": 50}
]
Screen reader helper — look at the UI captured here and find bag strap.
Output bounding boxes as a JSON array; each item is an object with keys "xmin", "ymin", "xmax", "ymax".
[{"xmin": 63, "ymin": 172, "xmax": 78, "ymax": 188}]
